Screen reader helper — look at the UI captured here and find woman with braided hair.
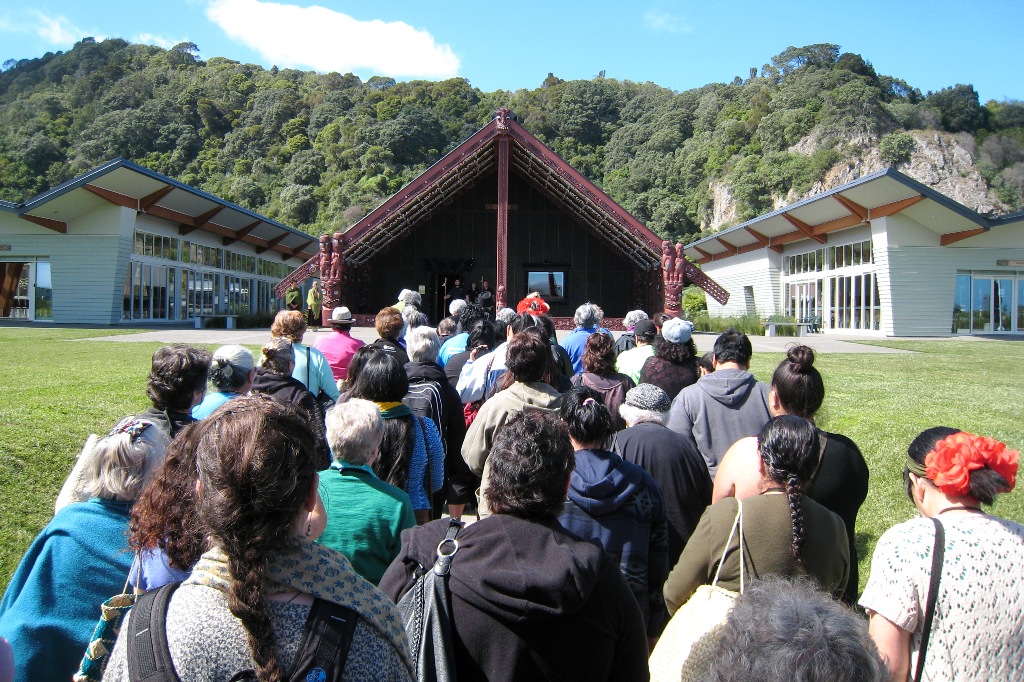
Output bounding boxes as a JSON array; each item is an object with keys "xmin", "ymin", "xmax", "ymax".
[
  {"xmin": 103, "ymin": 396, "xmax": 412, "ymax": 681},
  {"xmin": 713, "ymin": 344, "xmax": 868, "ymax": 604},
  {"xmin": 663, "ymin": 415, "xmax": 849, "ymax": 615}
]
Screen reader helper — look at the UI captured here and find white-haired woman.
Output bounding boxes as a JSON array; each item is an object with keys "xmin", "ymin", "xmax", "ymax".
[
  {"xmin": 192, "ymin": 344, "xmax": 255, "ymax": 419},
  {"xmin": 0, "ymin": 418, "xmax": 169, "ymax": 682}
]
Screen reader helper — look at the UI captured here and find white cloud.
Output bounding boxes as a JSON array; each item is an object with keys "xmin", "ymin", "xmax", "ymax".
[
  {"xmin": 643, "ymin": 9, "xmax": 692, "ymax": 34},
  {"xmin": 205, "ymin": 0, "xmax": 460, "ymax": 79},
  {"xmin": 32, "ymin": 11, "xmax": 85, "ymax": 45},
  {"xmin": 134, "ymin": 33, "xmax": 186, "ymax": 50}
]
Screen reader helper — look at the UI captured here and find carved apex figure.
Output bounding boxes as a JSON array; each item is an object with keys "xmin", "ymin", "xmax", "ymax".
[
  {"xmin": 494, "ymin": 107, "xmax": 513, "ymax": 130},
  {"xmin": 318, "ymin": 235, "xmax": 332, "ymax": 279}
]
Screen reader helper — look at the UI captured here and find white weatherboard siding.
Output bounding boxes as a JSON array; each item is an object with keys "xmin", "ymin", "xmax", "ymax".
[
  {"xmin": 870, "ymin": 221, "xmax": 895, "ymax": 336},
  {"xmin": 702, "ymin": 249, "xmax": 781, "ymax": 317}
]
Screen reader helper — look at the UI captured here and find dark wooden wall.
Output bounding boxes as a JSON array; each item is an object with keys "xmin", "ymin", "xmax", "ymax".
[{"xmin": 359, "ymin": 170, "xmax": 638, "ymax": 320}]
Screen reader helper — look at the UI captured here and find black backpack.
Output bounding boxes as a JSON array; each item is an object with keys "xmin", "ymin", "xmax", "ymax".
[
  {"xmin": 404, "ymin": 379, "xmax": 445, "ymax": 437},
  {"xmin": 127, "ymin": 582, "xmax": 359, "ymax": 682}
]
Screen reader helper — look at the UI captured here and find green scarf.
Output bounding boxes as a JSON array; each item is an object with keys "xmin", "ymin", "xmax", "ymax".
[{"xmin": 186, "ymin": 539, "xmax": 413, "ymax": 675}]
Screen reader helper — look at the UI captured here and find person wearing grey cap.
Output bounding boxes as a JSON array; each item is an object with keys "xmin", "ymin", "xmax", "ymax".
[
  {"xmin": 639, "ymin": 317, "xmax": 699, "ymax": 400},
  {"xmin": 618, "ymin": 383, "xmax": 712, "ymax": 567},
  {"xmin": 614, "ymin": 318, "xmax": 657, "ymax": 384}
]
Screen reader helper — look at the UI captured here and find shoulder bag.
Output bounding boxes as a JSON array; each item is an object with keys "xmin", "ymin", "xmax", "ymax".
[
  {"xmin": 396, "ymin": 518, "xmax": 464, "ymax": 682},
  {"xmin": 649, "ymin": 499, "xmax": 746, "ymax": 682},
  {"xmin": 913, "ymin": 517, "xmax": 945, "ymax": 682}
]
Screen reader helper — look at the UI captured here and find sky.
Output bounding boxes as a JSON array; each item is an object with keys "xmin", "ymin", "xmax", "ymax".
[{"xmin": 1, "ymin": 0, "xmax": 1022, "ymax": 103}]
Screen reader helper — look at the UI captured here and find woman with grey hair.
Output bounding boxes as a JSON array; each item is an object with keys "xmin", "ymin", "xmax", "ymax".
[
  {"xmin": 560, "ymin": 301, "xmax": 609, "ymax": 374},
  {"xmin": 251, "ymin": 338, "xmax": 329, "ymax": 468},
  {"xmin": 694, "ymin": 576, "xmax": 884, "ymax": 682},
  {"xmin": 0, "ymin": 418, "xmax": 169, "ymax": 681},
  {"xmin": 618, "ymin": 384, "xmax": 712, "ymax": 568},
  {"xmin": 403, "ymin": 326, "xmax": 473, "ymax": 519},
  {"xmin": 192, "ymin": 344, "xmax": 255, "ymax": 419},
  {"xmin": 318, "ymin": 399, "xmax": 416, "ymax": 584},
  {"xmin": 614, "ymin": 309, "xmax": 649, "ymax": 356}
]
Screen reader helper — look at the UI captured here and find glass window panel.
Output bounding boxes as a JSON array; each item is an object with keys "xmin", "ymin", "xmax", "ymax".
[
  {"xmin": 853, "ymin": 242, "xmax": 862, "ymax": 265},
  {"xmin": 972, "ymin": 278, "xmax": 992, "ymax": 332},
  {"xmin": 32, "ymin": 261, "xmax": 52, "ymax": 320},
  {"xmin": 123, "ymin": 265, "xmax": 133, "ymax": 319},
  {"xmin": 1018, "ymin": 280, "xmax": 1024, "ymax": 332},
  {"xmin": 995, "ymin": 279, "xmax": 1012, "ymax": 332},
  {"xmin": 135, "ymin": 232, "xmax": 144, "ymax": 255},
  {"xmin": 953, "ymin": 274, "xmax": 971, "ymax": 334}
]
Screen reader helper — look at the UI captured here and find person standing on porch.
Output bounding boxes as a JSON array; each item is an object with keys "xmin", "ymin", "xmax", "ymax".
[{"xmin": 306, "ymin": 280, "xmax": 322, "ymax": 328}]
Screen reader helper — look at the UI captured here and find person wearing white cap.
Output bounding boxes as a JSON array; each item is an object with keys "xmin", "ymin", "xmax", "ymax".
[
  {"xmin": 192, "ymin": 345, "xmax": 256, "ymax": 419},
  {"xmin": 617, "ymin": 383, "xmax": 712, "ymax": 567},
  {"xmin": 313, "ymin": 305, "xmax": 365, "ymax": 382},
  {"xmin": 639, "ymin": 317, "xmax": 698, "ymax": 400}
]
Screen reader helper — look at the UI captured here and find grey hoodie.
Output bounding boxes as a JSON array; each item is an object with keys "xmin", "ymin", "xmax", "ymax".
[{"xmin": 666, "ymin": 367, "xmax": 770, "ymax": 478}]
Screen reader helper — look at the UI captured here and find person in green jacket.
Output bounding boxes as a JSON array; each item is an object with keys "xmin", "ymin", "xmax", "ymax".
[
  {"xmin": 318, "ymin": 398, "xmax": 415, "ymax": 584},
  {"xmin": 306, "ymin": 280, "xmax": 322, "ymax": 327}
]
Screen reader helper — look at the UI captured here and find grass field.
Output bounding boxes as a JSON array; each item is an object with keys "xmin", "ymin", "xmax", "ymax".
[{"xmin": 1, "ymin": 327, "xmax": 1022, "ymax": 595}]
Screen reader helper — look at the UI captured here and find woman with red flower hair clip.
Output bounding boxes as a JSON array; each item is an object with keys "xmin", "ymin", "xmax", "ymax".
[{"xmin": 860, "ymin": 427, "xmax": 1024, "ymax": 682}]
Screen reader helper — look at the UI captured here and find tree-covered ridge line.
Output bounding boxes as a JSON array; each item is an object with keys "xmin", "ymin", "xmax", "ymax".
[{"xmin": 1, "ymin": 39, "xmax": 1022, "ymax": 244}]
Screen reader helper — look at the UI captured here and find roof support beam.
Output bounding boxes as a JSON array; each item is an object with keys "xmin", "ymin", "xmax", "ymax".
[
  {"xmin": 178, "ymin": 206, "xmax": 225, "ymax": 236},
  {"xmin": 833, "ymin": 194, "xmax": 868, "ymax": 221},
  {"xmin": 716, "ymin": 237, "xmax": 739, "ymax": 255},
  {"xmin": 20, "ymin": 214, "xmax": 67, "ymax": 233},
  {"xmin": 84, "ymin": 184, "xmax": 139, "ymax": 210},
  {"xmin": 782, "ymin": 213, "xmax": 827, "ymax": 244},
  {"xmin": 744, "ymin": 227, "xmax": 783, "ymax": 253},
  {"xmin": 281, "ymin": 239, "xmax": 314, "ymax": 260},
  {"xmin": 812, "ymin": 214, "xmax": 866, "ymax": 236},
  {"xmin": 940, "ymin": 227, "xmax": 988, "ymax": 246},
  {"xmin": 693, "ymin": 246, "xmax": 714, "ymax": 261},
  {"xmin": 140, "ymin": 185, "xmax": 174, "ymax": 210},
  {"xmin": 222, "ymin": 219, "xmax": 262, "ymax": 246},
  {"xmin": 870, "ymin": 195, "xmax": 925, "ymax": 218},
  {"xmin": 256, "ymin": 232, "xmax": 289, "ymax": 254}
]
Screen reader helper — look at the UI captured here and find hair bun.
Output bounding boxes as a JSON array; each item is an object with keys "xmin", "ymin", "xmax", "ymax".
[{"xmin": 787, "ymin": 345, "xmax": 815, "ymax": 372}]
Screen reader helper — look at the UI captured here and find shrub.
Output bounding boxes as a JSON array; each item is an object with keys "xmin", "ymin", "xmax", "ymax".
[{"xmin": 879, "ymin": 132, "xmax": 915, "ymax": 166}]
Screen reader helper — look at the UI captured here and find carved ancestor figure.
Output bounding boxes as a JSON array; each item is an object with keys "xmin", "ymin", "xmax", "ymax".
[
  {"xmin": 496, "ymin": 284, "xmax": 507, "ymax": 310},
  {"xmin": 662, "ymin": 240, "xmax": 675, "ymax": 276},
  {"xmin": 330, "ymin": 233, "xmax": 344, "ymax": 282},
  {"xmin": 662, "ymin": 241, "xmax": 686, "ymax": 316},
  {"xmin": 318, "ymin": 235, "xmax": 332, "ymax": 280}
]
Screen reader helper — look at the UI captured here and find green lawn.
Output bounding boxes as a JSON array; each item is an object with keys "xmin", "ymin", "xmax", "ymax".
[{"xmin": 1, "ymin": 328, "xmax": 1022, "ymax": 595}]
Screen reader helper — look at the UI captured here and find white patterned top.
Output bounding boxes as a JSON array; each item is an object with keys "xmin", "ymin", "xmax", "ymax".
[{"xmin": 860, "ymin": 513, "xmax": 1024, "ymax": 682}]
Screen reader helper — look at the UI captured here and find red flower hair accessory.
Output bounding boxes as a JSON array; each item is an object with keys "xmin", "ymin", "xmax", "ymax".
[
  {"xmin": 924, "ymin": 432, "xmax": 1018, "ymax": 497},
  {"xmin": 516, "ymin": 292, "xmax": 550, "ymax": 315}
]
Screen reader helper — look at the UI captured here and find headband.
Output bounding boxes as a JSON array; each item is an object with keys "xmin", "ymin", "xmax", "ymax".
[{"xmin": 921, "ymin": 432, "xmax": 1018, "ymax": 497}]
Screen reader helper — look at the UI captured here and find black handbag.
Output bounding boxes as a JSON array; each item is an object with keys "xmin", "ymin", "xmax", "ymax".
[{"xmin": 396, "ymin": 518, "xmax": 464, "ymax": 682}]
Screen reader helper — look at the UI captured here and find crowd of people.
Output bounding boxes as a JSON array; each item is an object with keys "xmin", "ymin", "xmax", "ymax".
[{"xmin": 0, "ymin": 293, "xmax": 1021, "ymax": 682}]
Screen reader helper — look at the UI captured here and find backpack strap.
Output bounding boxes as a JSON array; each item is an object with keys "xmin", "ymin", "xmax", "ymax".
[
  {"xmin": 288, "ymin": 600, "xmax": 360, "ymax": 682},
  {"xmin": 127, "ymin": 582, "xmax": 181, "ymax": 682}
]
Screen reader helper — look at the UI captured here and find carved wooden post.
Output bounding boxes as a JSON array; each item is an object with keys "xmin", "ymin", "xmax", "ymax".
[
  {"xmin": 321, "ymin": 232, "xmax": 345, "ymax": 325},
  {"xmin": 495, "ymin": 111, "xmax": 510, "ymax": 313}
]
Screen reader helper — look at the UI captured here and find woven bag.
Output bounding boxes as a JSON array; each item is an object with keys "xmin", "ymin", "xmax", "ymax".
[{"xmin": 649, "ymin": 499, "xmax": 746, "ymax": 682}]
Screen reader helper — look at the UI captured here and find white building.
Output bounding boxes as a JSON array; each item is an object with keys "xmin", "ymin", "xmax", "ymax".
[
  {"xmin": 0, "ymin": 158, "xmax": 314, "ymax": 324},
  {"xmin": 683, "ymin": 168, "xmax": 1024, "ymax": 336}
]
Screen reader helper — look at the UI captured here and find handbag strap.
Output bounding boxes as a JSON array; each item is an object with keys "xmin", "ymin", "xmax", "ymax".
[
  {"xmin": 711, "ymin": 498, "xmax": 745, "ymax": 593},
  {"xmin": 306, "ymin": 346, "xmax": 311, "ymax": 388},
  {"xmin": 914, "ymin": 517, "xmax": 944, "ymax": 682},
  {"xmin": 433, "ymin": 518, "xmax": 464, "ymax": 576}
]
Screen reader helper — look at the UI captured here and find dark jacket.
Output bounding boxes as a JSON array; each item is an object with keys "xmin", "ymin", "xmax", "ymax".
[
  {"xmin": 251, "ymin": 369, "xmax": 330, "ymax": 469},
  {"xmin": 404, "ymin": 360, "xmax": 476, "ymax": 505},
  {"xmin": 140, "ymin": 406, "xmax": 195, "ymax": 439},
  {"xmin": 617, "ymin": 422, "xmax": 712, "ymax": 566},
  {"xmin": 559, "ymin": 448, "xmax": 670, "ymax": 637},
  {"xmin": 371, "ymin": 337, "xmax": 410, "ymax": 367},
  {"xmin": 613, "ymin": 331, "xmax": 635, "ymax": 357},
  {"xmin": 380, "ymin": 514, "xmax": 650, "ymax": 682}
]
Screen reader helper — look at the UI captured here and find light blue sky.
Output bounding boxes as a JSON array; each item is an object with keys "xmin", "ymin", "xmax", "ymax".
[{"xmin": 2, "ymin": 0, "xmax": 1021, "ymax": 102}]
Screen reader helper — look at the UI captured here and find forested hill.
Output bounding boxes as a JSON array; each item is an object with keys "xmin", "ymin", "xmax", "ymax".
[{"xmin": 2, "ymin": 39, "xmax": 1023, "ymax": 244}]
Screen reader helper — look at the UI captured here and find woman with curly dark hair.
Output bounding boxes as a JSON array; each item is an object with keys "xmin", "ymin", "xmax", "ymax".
[
  {"xmin": 663, "ymin": 415, "xmax": 849, "ymax": 615},
  {"xmin": 639, "ymin": 317, "xmax": 698, "ymax": 400},
  {"xmin": 571, "ymin": 332, "xmax": 634, "ymax": 431},
  {"xmin": 103, "ymin": 396, "xmax": 412, "ymax": 682}
]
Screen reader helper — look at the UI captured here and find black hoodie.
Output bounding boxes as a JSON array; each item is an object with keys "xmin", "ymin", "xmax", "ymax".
[{"xmin": 380, "ymin": 514, "xmax": 649, "ymax": 681}]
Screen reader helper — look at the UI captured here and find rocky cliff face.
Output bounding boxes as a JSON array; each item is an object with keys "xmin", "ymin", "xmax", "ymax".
[{"xmin": 705, "ymin": 131, "xmax": 1009, "ymax": 233}]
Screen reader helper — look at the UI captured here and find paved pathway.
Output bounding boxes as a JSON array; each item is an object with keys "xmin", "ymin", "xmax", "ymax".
[{"xmin": 74, "ymin": 325, "xmax": 960, "ymax": 354}]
